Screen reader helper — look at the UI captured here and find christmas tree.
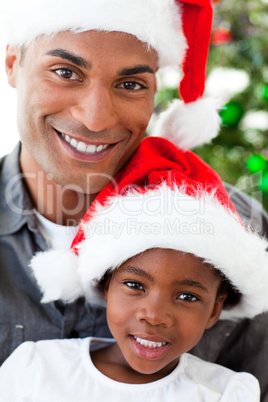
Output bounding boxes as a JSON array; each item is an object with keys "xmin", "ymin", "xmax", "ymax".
[{"xmin": 153, "ymin": 0, "xmax": 268, "ymax": 210}]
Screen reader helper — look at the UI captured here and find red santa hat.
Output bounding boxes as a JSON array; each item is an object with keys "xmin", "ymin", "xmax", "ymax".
[
  {"xmin": 1, "ymin": 0, "xmax": 220, "ymax": 149},
  {"xmin": 30, "ymin": 137, "xmax": 268, "ymax": 321}
]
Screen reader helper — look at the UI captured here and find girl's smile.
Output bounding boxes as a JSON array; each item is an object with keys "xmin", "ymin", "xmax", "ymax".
[{"xmin": 130, "ymin": 335, "xmax": 170, "ymax": 360}]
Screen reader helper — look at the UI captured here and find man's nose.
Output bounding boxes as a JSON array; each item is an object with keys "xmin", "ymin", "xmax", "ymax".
[
  {"xmin": 136, "ymin": 293, "xmax": 173, "ymax": 328},
  {"xmin": 70, "ymin": 84, "xmax": 117, "ymax": 132}
]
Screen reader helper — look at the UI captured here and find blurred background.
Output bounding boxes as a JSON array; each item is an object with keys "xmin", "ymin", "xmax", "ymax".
[
  {"xmin": 153, "ymin": 0, "xmax": 268, "ymax": 210},
  {"xmin": 1, "ymin": 0, "xmax": 268, "ymax": 208}
]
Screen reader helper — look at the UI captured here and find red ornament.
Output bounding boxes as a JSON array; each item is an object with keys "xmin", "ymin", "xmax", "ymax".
[{"xmin": 211, "ymin": 27, "xmax": 233, "ymax": 46}]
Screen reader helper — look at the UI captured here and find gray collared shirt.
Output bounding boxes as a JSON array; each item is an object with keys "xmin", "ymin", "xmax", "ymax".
[{"xmin": 0, "ymin": 144, "xmax": 111, "ymax": 365}]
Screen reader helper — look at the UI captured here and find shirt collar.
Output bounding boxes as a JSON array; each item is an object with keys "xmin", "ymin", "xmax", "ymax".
[{"xmin": 0, "ymin": 143, "xmax": 39, "ymax": 235}]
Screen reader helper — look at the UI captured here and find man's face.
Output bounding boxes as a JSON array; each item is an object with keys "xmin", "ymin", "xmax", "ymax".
[{"xmin": 6, "ymin": 31, "xmax": 158, "ymax": 194}]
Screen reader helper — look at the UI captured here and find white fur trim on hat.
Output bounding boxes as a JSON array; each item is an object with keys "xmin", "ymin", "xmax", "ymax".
[
  {"xmin": 0, "ymin": 0, "xmax": 187, "ymax": 68},
  {"xmin": 30, "ymin": 249, "xmax": 82, "ymax": 303},
  {"xmin": 152, "ymin": 97, "xmax": 223, "ymax": 149},
  {"xmin": 75, "ymin": 184, "xmax": 268, "ymax": 321},
  {"xmin": 29, "ymin": 183, "xmax": 268, "ymax": 320}
]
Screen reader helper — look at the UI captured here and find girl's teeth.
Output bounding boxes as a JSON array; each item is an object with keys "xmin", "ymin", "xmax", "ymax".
[
  {"xmin": 61, "ymin": 133, "xmax": 108, "ymax": 153},
  {"xmin": 134, "ymin": 336, "xmax": 167, "ymax": 348}
]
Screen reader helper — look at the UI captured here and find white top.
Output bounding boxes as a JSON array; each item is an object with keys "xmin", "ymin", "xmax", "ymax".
[
  {"xmin": 0, "ymin": 337, "xmax": 260, "ymax": 401},
  {"xmin": 35, "ymin": 210, "xmax": 78, "ymax": 249}
]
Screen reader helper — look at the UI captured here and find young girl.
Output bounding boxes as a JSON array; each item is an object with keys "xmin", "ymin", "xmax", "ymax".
[{"xmin": 0, "ymin": 137, "xmax": 266, "ymax": 401}]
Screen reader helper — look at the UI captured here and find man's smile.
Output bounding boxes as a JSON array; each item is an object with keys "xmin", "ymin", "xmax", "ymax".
[
  {"xmin": 59, "ymin": 131, "xmax": 111, "ymax": 154},
  {"xmin": 55, "ymin": 129, "xmax": 121, "ymax": 163}
]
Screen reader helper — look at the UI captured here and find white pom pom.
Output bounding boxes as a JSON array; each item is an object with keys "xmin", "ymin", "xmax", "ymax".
[
  {"xmin": 152, "ymin": 97, "xmax": 222, "ymax": 149},
  {"xmin": 30, "ymin": 250, "xmax": 83, "ymax": 303}
]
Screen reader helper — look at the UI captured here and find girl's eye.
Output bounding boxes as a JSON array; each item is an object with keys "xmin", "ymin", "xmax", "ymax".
[
  {"xmin": 125, "ymin": 281, "xmax": 144, "ymax": 291},
  {"xmin": 178, "ymin": 293, "xmax": 198, "ymax": 302},
  {"xmin": 118, "ymin": 81, "xmax": 145, "ymax": 91},
  {"xmin": 53, "ymin": 68, "xmax": 81, "ymax": 81}
]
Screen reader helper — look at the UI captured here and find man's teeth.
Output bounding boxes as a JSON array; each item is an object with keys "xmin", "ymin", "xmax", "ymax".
[
  {"xmin": 61, "ymin": 133, "xmax": 109, "ymax": 153},
  {"xmin": 134, "ymin": 336, "xmax": 167, "ymax": 348}
]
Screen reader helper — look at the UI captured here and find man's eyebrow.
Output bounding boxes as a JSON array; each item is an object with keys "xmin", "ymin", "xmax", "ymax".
[
  {"xmin": 46, "ymin": 49, "xmax": 90, "ymax": 69},
  {"xmin": 118, "ymin": 65, "xmax": 155, "ymax": 76},
  {"xmin": 121, "ymin": 266, "xmax": 154, "ymax": 281}
]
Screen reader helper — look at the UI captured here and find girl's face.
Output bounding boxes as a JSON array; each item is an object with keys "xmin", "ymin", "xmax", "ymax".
[{"xmin": 103, "ymin": 248, "xmax": 226, "ymax": 380}]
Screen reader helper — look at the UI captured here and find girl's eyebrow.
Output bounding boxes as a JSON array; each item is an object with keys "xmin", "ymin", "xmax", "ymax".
[
  {"xmin": 120, "ymin": 267, "xmax": 209, "ymax": 293},
  {"xmin": 174, "ymin": 279, "xmax": 209, "ymax": 293},
  {"xmin": 120, "ymin": 266, "xmax": 154, "ymax": 281}
]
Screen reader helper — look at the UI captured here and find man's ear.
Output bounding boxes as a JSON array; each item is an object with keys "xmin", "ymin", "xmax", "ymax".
[
  {"xmin": 5, "ymin": 45, "xmax": 21, "ymax": 88},
  {"xmin": 205, "ymin": 293, "xmax": 227, "ymax": 330}
]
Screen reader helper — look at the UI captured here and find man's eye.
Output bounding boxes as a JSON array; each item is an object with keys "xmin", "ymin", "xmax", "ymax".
[
  {"xmin": 125, "ymin": 281, "xmax": 144, "ymax": 290},
  {"xmin": 118, "ymin": 81, "xmax": 145, "ymax": 91},
  {"xmin": 53, "ymin": 68, "xmax": 81, "ymax": 81},
  {"xmin": 178, "ymin": 293, "xmax": 198, "ymax": 302}
]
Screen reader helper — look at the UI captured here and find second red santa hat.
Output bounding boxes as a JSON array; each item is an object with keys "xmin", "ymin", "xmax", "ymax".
[{"xmin": 30, "ymin": 137, "xmax": 268, "ymax": 321}]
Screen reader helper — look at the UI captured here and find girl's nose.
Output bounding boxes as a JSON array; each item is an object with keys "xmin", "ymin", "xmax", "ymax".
[{"xmin": 136, "ymin": 294, "xmax": 173, "ymax": 328}]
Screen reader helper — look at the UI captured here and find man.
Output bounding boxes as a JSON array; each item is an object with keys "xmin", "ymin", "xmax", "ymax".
[{"xmin": 1, "ymin": 0, "xmax": 268, "ymax": 399}]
